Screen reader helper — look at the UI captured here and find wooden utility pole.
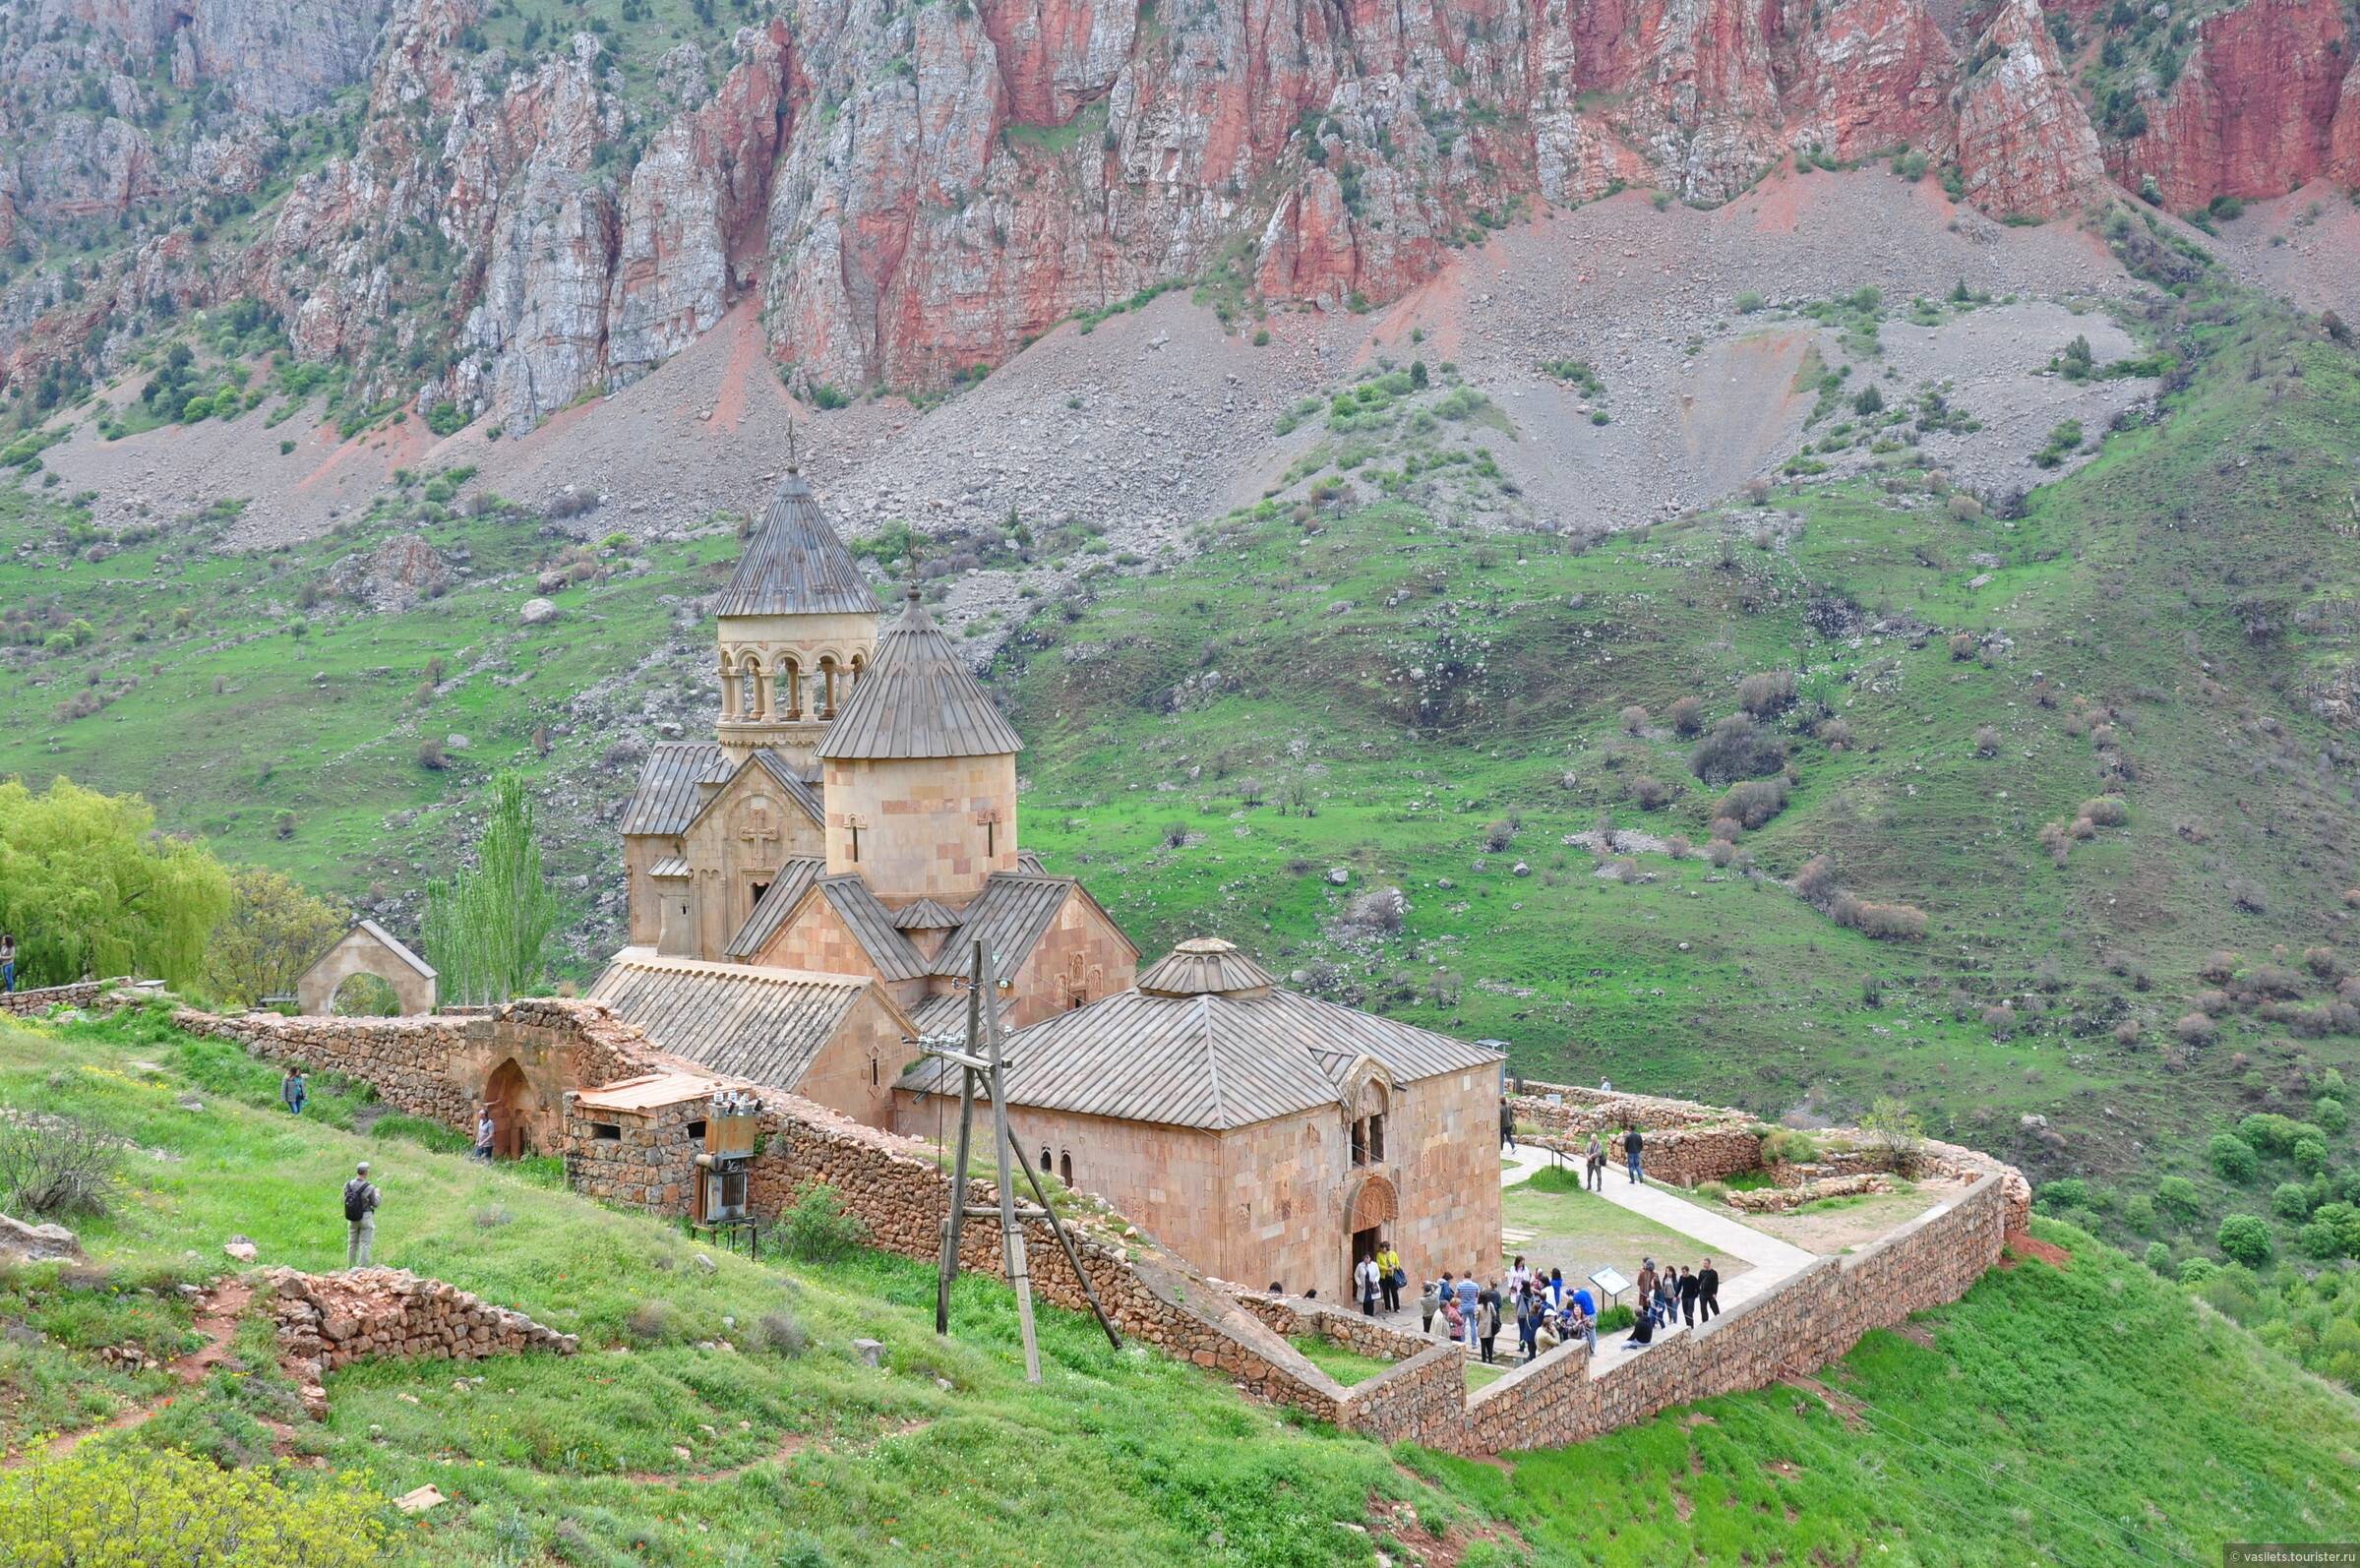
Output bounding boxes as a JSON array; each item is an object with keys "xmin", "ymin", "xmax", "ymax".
[
  {"xmin": 922, "ymin": 940, "xmax": 1121, "ymax": 1368},
  {"xmin": 979, "ymin": 960, "xmax": 1040, "ymax": 1383}
]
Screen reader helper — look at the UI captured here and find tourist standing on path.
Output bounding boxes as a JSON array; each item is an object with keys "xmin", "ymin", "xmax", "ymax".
[
  {"xmin": 1499, "ymin": 1100, "xmax": 1516, "ymax": 1151},
  {"xmin": 1698, "ymin": 1259, "xmax": 1721, "ymax": 1322},
  {"xmin": 280, "ymin": 1066, "xmax": 308, "ymax": 1116},
  {"xmin": 1677, "ymin": 1265, "xmax": 1702, "ymax": 1328},
  {"xmin": 1653, "ymin": 1269, "xmax": 1676, "ymax": 1328},
  {"xmin": 1356, "ymin": 1254, "xmax": 1381, "ymax": 1316},
  {"xmin": 342, "ymin": 1162, "xmax": 380, "ymax": 1268},
  {"xmin": 1623, "ymin": 1124, "xmax": 1645, "ymax": 1183},
  {"xmin": 473, "ymin": 1104, "xmax": 496, "ymax": 1163},
  {"xmin": 1455, "ymin": 1271, "xmax": 1480, "ymax": 1343},
  {"xmin": 1635, "ymin": 1259, "xmax": 1657, "ymax": 1318},
  {"xmin": 0, "ymin": 933, "xmax": 15, "ymax": 994},
  {"xmin": 1585, "ymin": 1132, "xmax": 1605, "ymax": 1190},
  {"xmin": 1377, "ymin": 1240, "xmax": 1403, "ymax": 1312},
  {"xmin": 1517, "ymin": 1287, "xmax": 1541, "ymax": 1361},
  {"xmin": 1442, "ymin": 1294, "xmax": 1465, "ymax": 1344},
  {"xmin": 1421, "ymin": 1276, "xmax": 1442, "ymax": 1333},
  {"xmin": 1507, "ymin": 1254, "xmax": 1531, "ymax": 1299}
]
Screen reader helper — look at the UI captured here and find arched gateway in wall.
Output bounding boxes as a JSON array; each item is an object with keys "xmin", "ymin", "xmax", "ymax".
[{"xmin": 294, "ymin": 920, "xmax": 437, "ymax": 1017}]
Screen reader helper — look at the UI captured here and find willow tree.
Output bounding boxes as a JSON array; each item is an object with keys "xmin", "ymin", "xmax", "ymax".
[
  {"xmin": 423, "ymin": 771, "xmax": 560, "ymax": 1005},
  {"xmin": 0, "ymin": 777, "xmax": 231, "ymax": 991},
  {"xmin": 203, "ymin": 866, "xmax": 349, "ymax": 1008}
]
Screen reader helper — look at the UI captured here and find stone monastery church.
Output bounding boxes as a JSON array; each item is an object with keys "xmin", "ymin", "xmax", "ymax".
[{"xmin": 587, "ymin": 468, "xmax": 1501, "ymax": 1298}]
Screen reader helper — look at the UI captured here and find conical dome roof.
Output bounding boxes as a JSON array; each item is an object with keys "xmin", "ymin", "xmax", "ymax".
[
  {"xmin": 1136, "ymin": 936, "xmax": 1278, "ymax": 998},
  {"xmin": 817, "ymin": 589, "xmax": 1026, "ymax": 760},
  {"xmin": 714, "ymin": 469, "xmax": 877, "ymax": 618}
]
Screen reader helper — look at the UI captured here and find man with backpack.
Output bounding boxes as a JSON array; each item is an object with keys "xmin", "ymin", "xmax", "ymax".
[{"xmin": 342, "ymin": 1162, "xmax": 380, "ymax": 1267}]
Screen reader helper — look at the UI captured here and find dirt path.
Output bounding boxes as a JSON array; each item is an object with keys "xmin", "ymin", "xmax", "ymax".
[{"xmin": 14, "ymin": 1279, "xmax": 254, "ymax": 1467}]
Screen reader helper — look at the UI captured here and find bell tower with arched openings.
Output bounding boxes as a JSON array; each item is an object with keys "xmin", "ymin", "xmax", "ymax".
[{"xmin": 713, "ymin": 464, "xmax": 879, "ymax": 769}]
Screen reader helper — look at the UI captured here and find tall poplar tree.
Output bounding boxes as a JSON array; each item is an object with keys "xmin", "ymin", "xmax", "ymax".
[{"xmin": 423, "ymin": 772, "xmax": 559, "ymax": 1004}]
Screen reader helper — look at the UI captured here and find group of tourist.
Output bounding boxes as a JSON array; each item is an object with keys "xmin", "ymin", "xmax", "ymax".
[{"xmin": 1399, "ymin": 1251, "xmax": 1724, "ymax": 1363}]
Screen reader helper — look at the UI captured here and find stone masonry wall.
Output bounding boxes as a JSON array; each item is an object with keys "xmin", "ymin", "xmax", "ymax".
[
  {"xmin": 1532, "ymin": 1126, "xmax": 1765, "ymax": 1187},
  {"xmin": 261, "ymin": 1266, "xmax": 578, "ymax": 1417},
  {"xmin": 156, "ymin": 1000, "xmax": 2023, "ymax": 1457},
  {"xmin": 1508, "ymin": 1077, "xmax": 1753, "ymax": 1136},
  {"xmin": 2, "ymin": 978, "xmax": 132, "ymax": 1016}
]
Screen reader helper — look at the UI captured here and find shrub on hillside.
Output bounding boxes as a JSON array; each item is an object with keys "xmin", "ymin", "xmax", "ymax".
[
  {"xmin": 1834, "ymin": 895, "xmax": 1927, "ymax": 941},
  {"xmin": 782, "ymin": 1181, "xmax": 869, "ymax": 1263},
  {"xmin": 2145, "ymin": 1240, "xmax": 2173, "ymax": 1274},
  {"xmin": 0, "ymin": 1446, "xmax": 386, "ymax": 1568},
  {"xmin": 1735, "ymin": 670, "xmax": 1797, "ymax": 717},
  {"xmin": 2079, "ymin": 796, "xmax": 2129, "ymax": 827},
  {"xmin": 2317, "ymin": 1097, "xmax": 2347, "ymax": 1136},
  {"xmin": 2216, "ymin": 1213, "xmax": 2273, "ymax": 1268},
  {"xmin": 1972, "ymin": 724, "xmax": 2000, "ymax": 757},
  {"xmin": 1666, "ymin": 695, "xmax": 1705, "ymax": 737},
  {"xmin": 0, "ymin": 1117, "xmax": 121, "ymax": 1220},
  {"xmin": 1619, "ymin": 703, "xmax": 1650, "ymax": 735},
  {"xmin": 1715, "ymin": 777, "xmax": 1788, "ymax": 829},
  {"xmin": 1815, "ymin": 716, "xmax": 1853, "ymax": 750},
  {"xmin": 1946, "ymin": 492, "xmax": 1984, "ymax": 522},
  {"xmin": 2175, "ymin": 1011, "xmax": 2217, "ymax": 1046},
  {"xmin": 1628, "ymin": 776, "xmax": 1672, "ymax": 811},
  {"xmin": 2272, "ymin": 1181, "xmax": 2315, "ymax": 1220},
  {"xmin": 2209, "ymin": 1132, "xmax": 2259, "ymax": 1182},
  {"xmin": 2292, "ymin": 1135, "xmax": 2329, "ymax": 1176},
  {"xmin": 1793, "ymin": 855, "xmax": 1839, "ymax": 905},
  {"xmin": 2156, "ymin": 1176, "xmax": 2202, "ymax": 1217},
  {"xmin": 1980, "ymin": 1002, "xmax": 2017, "ymax": 1038},
  {"xmin": 1691, "ymin": 714, "xmax": 1789, "ymax": 783},
  {"xmin": 2239, "ymin": 1114, "xmax": 2324, "ymax": 1156}
]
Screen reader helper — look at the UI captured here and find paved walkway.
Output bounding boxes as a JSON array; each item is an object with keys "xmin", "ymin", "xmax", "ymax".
[{"xmin": 1491, "ymin": 1137, "xmax": 1818, "ymax": 1378}]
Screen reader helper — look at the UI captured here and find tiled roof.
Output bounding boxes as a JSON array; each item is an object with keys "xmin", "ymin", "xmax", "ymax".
[
  {"xmin": 622, "ymin": 743, "xmax": 733, "ymax": 836},
  {"xmin": 815, "ymin": 875, "xmax": 931, "ymax": 981},
  {"xmin": 1137, "ymin": 936, "xmax": 1276, "ymax": 997},
  {"xmin": 1015, "ymin": 850, "xmax": 1046, "ymax": 875},
  {"xmin": 683, "ymin": 750, "xmax": 825, "ymax": 839},
  {"xmin": 891, "ymin": 897, "xmax": 962, "ymax": 932},
  {"xmin": 647, "ymin": 857, "xmax": 691, "ymax": 879},
  {"xmin": 905, "ymin": 991, "xmax": 1011, "ymax": 1043},
  {"xmin": 713, "ymin": 470, "xmax": 878, "ymax": 619},
  {"xmin": 587, "ymin": 951, "xmax": 892, "ymax": 1091},
  {"xmin": 817, "ymin": 590, "xmax": 1024, "ymax": 760},
  {"xmin": 927, "ymin": 874, "xmax": 1073, "ymax": 983},
  {"xmin": 895, "ymin": 948, "xmax": 1502, "ymax": 1131},
  {"xmin": 722, "ymin": 858, "xmax": 826, "ymax": 960}
]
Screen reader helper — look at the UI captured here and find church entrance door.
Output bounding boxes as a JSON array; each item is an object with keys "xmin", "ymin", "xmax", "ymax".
[{"xmin": 485, "ymin": 1057, "xmax": 529, "ymax": 1159}]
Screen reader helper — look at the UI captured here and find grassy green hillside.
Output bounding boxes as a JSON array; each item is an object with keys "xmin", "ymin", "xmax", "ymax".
[
  {"xmin": 7, "ymin": 1001, "xmax": 2360, "ymax": 1566},
  {"xmin": 1003, "ymin": 286, "xmax": 2360, "ymax": 1272}
]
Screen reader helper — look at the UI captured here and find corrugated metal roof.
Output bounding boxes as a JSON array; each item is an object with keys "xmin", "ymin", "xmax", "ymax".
[
  {"xmin": 586, "ymin": 951, "xmax": 890, "ymax": 1091},
  {"xmin": 722, "ymin": 858, "xmax": 825, "ymax": 960},
  {"xmin": 622, "ymin": 743, "xmax": 733, "ymax": 836},
  {"xmin": 817, "ymin": 590, "xmax": 1024, "ymax": 760},
  {"xmin": 894, "ymin": 975, "xmax": 1503, "ymax": 1131},
  {"xmin": 817, "ymin": 875, "xmax": 931, "ymax": 981},
  {"xmin": 573, "ymin": 1070, "xmax": 724, "ymax": 1114},
  {"xmin": 927, "ymin": 874, "xmax": 1073, "ymax": 983},
  {"xmin": 713, "ymin": 470, "xmax": 878, "ymax": 619},
  {"xmin": 647, "ymin": 857, "xmax": 691, "ymax": 879}
]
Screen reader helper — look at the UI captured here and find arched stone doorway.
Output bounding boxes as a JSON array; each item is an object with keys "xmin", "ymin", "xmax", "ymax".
[
  {"xmin": 483, "ymin": 1057, "xmax": 534, "ymax": 1160},
  {"xmin": 1342, "ymin": 1172, "xmax": 1399, "ymax": 1295}
]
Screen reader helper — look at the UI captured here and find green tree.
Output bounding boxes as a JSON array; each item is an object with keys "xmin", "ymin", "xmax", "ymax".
[
  {"xmin": 2155, "ymin": 1175, "xmax": 2202, "ymax": 1218},
  {"xmin": 2216, "ymin": 1213, "xmax": 2273, "ymax": 1268},
  {"xmin": 2210, "ymin": 1132, "xmax": 2259, "ymax": 1183},
  {"xmin": 203, "ymin": 866, "xmax": 349, "ymax": 1008},
  {"xmin": 422, "ymin": 771, "xmax": 559, "ymax": 1005},
  {"xmin": 2272, "ymin": 1181, "xmax": 2315, "ymax": 1220},
  {"xmin": 0, "ymin": 777, "xmax": 230, "ymax": 990}
]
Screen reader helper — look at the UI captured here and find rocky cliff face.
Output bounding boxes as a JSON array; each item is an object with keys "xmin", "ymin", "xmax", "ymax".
[{"xmin": 0, "ymin": 0, "xmax": 2348, "ymax": 431}]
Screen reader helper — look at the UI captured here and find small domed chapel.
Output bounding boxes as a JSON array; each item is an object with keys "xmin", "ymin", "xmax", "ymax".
[{"xmin": 591, "ymin": 468, "xmax": 1500, "ymax": 1298}]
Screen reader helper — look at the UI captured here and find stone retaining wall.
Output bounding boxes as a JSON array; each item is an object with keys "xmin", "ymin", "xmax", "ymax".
[
  {"xmin": 1508, "ymin": 1078, "xmax": 1753, "ymax": 1136},
  {"xmin": 156, "ymin": 998, "xmax": 2024, "ymax": 1456},
  {"xmin": 2, "ymin": 978, "xmax": 132, "ymax": 1016},
  {"xmin": 1530, "ymin": 1125, "xmax": 1764, "ymax": 1187},
  {"xmin": 261, "ymin": 1266, "xmax": 578, "ymax": 1417}
]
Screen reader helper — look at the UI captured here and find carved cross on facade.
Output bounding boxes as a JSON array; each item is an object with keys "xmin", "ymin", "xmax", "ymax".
[{"xmin": 739, "ymin": 802, "xmax": 779, "ymax": 865}]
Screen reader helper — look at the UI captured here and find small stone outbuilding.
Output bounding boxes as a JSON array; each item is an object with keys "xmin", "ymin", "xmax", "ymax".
[{"xmin": 294, "ymin": 920, "xmax": 438, "ymax": 1016}]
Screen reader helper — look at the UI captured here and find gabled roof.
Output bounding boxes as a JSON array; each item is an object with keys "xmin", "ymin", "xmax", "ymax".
[
  {"xmin": 322, "ymin": 919, "xmax": 435, "ymax": 981},
  {"xmin": 927, "ymin": 873, "xmax": 1075, "ymax": 983},
  {"xmin": 622, "ymin": 742, "xmax": 734, "ymax": 836},
  {"xmin": 723, "ymin": 858, "xmax": 826, "ymax": 960},
  {"xmin": 1015, "ymin": 850, "xmax": 1046, "ymax": 875},
  {"xmin": 586, "ymin": 951, "xmax": 904, "ymax": 1091},
  {"xmin": 894, "ymin": 940, "xmax": 1502, "ymax": 1132},
  {"xmin": 813, "ymin": 874, "xmax": 931, "ymax": 981},
  {"xmin": 681, "ymin": 750, "xmax": 825, "ymax": 840},
  {"xmin": 817, "ymin": 589, "xmax": 1024, "ymax": 761},
  {"xmin": 905, "ymin": 990, "xmax": 1012, "ymax": 1043},
  {"xmin": 713, "ymin": 469, "xmax": 877, "ymax": 619},
  {"xmin": 891, "ymin": 897, "xmax": 962, "ymax": 932}
]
